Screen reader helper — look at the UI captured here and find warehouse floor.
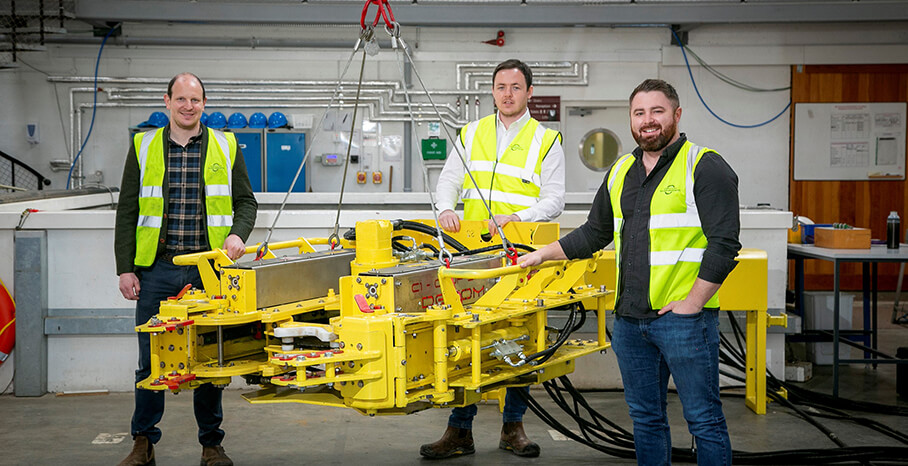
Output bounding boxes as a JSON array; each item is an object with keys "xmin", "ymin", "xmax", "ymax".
[{"xmin": 1, "ymin": 317, "xmax": 906, "ymax": 465}]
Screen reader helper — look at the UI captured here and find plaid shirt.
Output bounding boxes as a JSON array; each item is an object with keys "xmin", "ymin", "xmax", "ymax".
[{"xmin": 164, "ymin": 132, "xmax": 207, "ymax": 254}]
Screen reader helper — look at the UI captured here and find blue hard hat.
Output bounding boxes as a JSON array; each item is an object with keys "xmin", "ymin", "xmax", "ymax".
[
  {"xmin": 227, "ymin": 112, "xmax": 248, "ymax": 129},
  {"xmin": 200, "ymin": 112, "xmax": 209, "ymax": 126},
  {"xmin": 207, "ymin": 111, "xmax": 227, "ymax": 129},
  {"xmin": 248, "ymin": 112, "xmax": 267, "ymax": 129},
  {"xmin": 138, "ymin": 111, "xmax": 169, "ymax": 128},
  {"xmin": 267, "ymin": 111, "xmax": 289, "ymax": 129}
]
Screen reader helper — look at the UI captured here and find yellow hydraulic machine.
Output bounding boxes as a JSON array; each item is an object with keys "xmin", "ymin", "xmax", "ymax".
[
  {"xmin": 136, "ymin": 218, "xmax": 776, "ymax": 415},
  {"xmin": 136, "ymin": 219, "xmax": 612, "ymax": 415}
]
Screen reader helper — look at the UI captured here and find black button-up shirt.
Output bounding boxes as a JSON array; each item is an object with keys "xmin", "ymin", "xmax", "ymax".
[{"xmin": 559, "ymin": 134, "xmax": 741, "ymax": 319}]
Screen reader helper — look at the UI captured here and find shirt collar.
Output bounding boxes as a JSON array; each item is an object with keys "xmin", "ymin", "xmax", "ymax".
[
  {"xmin": 496, "ymin": 108, "xmax": 531, "ymax": 132},
  {"xmin": 166, "ymin": 124, "xmax": 205, "ymax": 146}
]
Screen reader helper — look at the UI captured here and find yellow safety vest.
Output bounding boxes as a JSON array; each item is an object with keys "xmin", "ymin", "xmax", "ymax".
[
  {"xmin": 459, "ymin": 114, "xmax": 561, "ymax": 221},
  {"xmin": 606, "ymin": 140, "xmax": 719, "ymax": 309},
  {"xmin": 133, "ymin": 127, "xmax": 237, "ymax": 267}
]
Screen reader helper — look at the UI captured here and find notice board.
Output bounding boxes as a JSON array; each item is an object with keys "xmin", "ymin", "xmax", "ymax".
[{"xmin": 793, "ymin": 102, "xmax": 906, "ymax": 180}]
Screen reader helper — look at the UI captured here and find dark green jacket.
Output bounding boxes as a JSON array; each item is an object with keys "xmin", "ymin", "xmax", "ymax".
[{"xmin": 114, "ymin": 125, "xmax": 258, "ymax": 275}]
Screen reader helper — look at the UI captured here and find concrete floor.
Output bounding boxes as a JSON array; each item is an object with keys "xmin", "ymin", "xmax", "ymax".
[
  {"xmin": 1, "ymin": 362, "xmax": 905, "ymax": 465},
  {"xmin": 1, "ymin": 315, "xmax": 906, "ymax": 465}
]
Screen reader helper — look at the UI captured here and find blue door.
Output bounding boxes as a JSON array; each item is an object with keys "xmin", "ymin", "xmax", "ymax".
[
  {"xmin": 233, "ymin": 130, "xmax": 263, "ymax": 192},
  {"xmin": 265, "ymin": 130, "xmax": 306, "ymax": 192}
]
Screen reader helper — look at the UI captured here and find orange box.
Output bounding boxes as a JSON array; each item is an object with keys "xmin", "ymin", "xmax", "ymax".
[{"xmin": 814, "ymin": 227, "xmax": 871, "ymax": 249}]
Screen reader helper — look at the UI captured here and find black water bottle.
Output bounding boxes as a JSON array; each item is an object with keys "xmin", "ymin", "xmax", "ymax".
[{"xmin": 887, "ymin": 211, "xmax": 900, "ymax": 249}]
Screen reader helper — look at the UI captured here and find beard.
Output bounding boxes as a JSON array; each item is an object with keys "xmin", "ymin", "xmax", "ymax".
[{"xmin": 633, "ymin": 119, "xmax": 676, "ymax": 153}]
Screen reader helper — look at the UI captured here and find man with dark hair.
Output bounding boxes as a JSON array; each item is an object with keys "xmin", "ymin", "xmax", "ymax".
[
  {"xmin": 425, "ymin": 59, "xmax": 565, "ymax": 459},
  {"xmin": 519, "ymin": 78, "xmax": 739, "ymax": 466},
  {"xmin": 115, "ymin": 72, "xmax": 257, "ymax": 466}
]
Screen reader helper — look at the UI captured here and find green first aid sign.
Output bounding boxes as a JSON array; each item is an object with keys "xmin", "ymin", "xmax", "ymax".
[{"xmin": 421, "ymin": 138, "xmax": 446, "ymax": 160}]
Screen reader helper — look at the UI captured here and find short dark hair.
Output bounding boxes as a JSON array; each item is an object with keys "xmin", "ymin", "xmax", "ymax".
[
  {"xmin": 493, "ymin": 59, "xmax": 533, "ymax": 88},
  {"xmin": 167, "ymin": 72, "xmax": 206, "ymax": 100},
  {"xmin": 629, "ymin": 79, "xmax": 680, "ymax": 110}
]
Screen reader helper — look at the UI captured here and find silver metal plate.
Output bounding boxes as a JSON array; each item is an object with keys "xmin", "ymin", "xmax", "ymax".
[
  {"xmin": 224, "ymin": 249, "xmax": 355, "ymax": 309},
  {"xmin": 362, "ymin": 254, "xmax": 503, "ymax": 313}
]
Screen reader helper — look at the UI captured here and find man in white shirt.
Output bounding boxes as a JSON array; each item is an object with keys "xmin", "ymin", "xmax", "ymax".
[{"xmin": 421, "ymin": 59, "xmax": 566, "ymax": 460}]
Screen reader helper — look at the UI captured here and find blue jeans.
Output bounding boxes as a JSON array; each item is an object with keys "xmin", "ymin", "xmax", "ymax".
[
  {"xmin": 132, "ymin": 258, "xmax": 225, "ymax": 447},
  {"xmin": 448, "ymin": 387, "xmax": 528, "ymax": 429},
  {"xmin": 612, "ymin": 311, "xmax": 731, "ymax": 466}
]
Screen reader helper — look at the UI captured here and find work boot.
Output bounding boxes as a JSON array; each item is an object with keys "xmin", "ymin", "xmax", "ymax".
[
  {"xmin": 499, "ymin": 421, "xmax": 540, "ymax": 457},
  {"xmin": 117, "ymin": 435, "xmax": 155, "ymax": 466},
  {"xmin": 200, "ymin": 445, "xmax": 233, "ymax": 466},
  {"xmin": 419, "ymin": 426, "xmax": 475, "ymax": 459}
]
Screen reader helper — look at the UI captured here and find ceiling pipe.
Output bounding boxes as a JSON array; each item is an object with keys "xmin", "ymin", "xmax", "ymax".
[{"xmin": 42, "ymin": 35, "xmax": 393, "ymax": 49}]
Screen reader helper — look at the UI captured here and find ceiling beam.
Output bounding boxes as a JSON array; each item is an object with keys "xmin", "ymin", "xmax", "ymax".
[{"xmin": 74, "ymin": 1, "xmax": 908, "ymax": 27}]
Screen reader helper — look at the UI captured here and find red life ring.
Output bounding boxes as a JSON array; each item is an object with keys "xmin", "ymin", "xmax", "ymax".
[{"xmin": 0, "ymin": 279, "xmax": 14, "ymax": 366}]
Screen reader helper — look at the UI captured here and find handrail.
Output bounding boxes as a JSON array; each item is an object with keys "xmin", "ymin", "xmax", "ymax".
[
  {"xmin": 0, "ymin": 149, "xmax": 51, "ymax": 191},
  {"xmin": 172, "ymin": 237, "xmax": 325, "ymax": 266}
]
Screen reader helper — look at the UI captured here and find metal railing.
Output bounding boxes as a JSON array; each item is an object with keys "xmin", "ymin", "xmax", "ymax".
[{"xmin": 0, "ymin": 149, "xmax": 51, "ymax": 192}]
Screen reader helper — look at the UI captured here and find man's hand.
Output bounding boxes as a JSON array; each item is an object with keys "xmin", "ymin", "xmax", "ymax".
[
  {"xmin": 118, "ymin": 273, "xmax": 140, "ymax": 301},
  {"xmin": 223, "ymin": 234, "xmax": 246, "ymax": 261},
  {"xmin": 438, "ymin": 210, "xmax": 461, "ymax": 233},
  {"xmin": 657, "ymin": 299, "xmax": 702, "ymax": 316},
  {"xmin": 487, "ymin": 214, "xmax": 520, "ymax": 237},
  {"xmin": 657, "ymin": 278, "xmax": 720, "ymax": 316},
  {"xmin": 516, "ymin": 241, "xmax": 567, "ymax": 268},
  {"xmin": 517, "ymin": 249, "xmax": 545, "ymax": 268}
]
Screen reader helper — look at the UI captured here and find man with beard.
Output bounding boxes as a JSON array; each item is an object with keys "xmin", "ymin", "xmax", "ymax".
[
  {"xmin": 518, "ymin": 79, "xmax": 739, "ymax": 466},
  {"xmin": 424, "ymin": 59, "xmax": 565, "ymax": 459},
  {"xmin": 115, "ymin": 72, "xmax": 257, "ymax": 466}
]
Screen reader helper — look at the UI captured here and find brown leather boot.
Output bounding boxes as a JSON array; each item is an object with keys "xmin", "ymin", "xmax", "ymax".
[
  {"xmin": 419, "ymin": 426, "xmax": 475, "ymax": 459},
  {"xmin": 200, "ymin": 445, "xmax": 233, "ymax": 466},
  {"xmin": 499, "ymin": 421, "xmax": 540, "ymax": 457},
  {"xmin": 117, "ymin": 435, "xmax": 155, "ymax": 466}
]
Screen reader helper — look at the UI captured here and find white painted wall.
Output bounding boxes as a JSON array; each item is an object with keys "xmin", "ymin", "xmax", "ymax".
[
  {"xmin": 0, "ymin": 195, "xmax": 790, "ymax": 392},
  {"xmin": 3, "ymin": 22, "xmax": 906, "ymax": 207}
]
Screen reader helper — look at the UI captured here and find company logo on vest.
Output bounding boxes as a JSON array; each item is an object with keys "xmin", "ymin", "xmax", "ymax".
[{"xmin": 660, "ymin": 184, "xmax": 680, "ymax": 195}]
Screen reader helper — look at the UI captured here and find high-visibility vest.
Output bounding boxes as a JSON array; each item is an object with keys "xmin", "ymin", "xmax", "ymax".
[
  {"xmin": 459, "ymin": 114, "xmax": 561, "ymax": 221},
  {"xmin": 133, "ymin": 127, "xmax": 237, "ymax": 267},
  {"xmin": 606, "ymin": 140, "xmax": 719, "ymax": 309}
]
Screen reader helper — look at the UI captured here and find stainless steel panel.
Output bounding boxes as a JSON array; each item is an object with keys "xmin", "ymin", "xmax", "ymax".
[
  {"xmin": 224, "ymin": 249, "xmax": 355, "ymax": 309},
  {"xmin": 363, "ymin": 254, "xmax": 503, "ymax": 313}
]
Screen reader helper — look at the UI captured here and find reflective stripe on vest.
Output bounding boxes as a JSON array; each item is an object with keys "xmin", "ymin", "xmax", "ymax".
[
  {"xmin": 607, "ymin": 141, "xmax": 718, "ymax": 309},
  {"xmin": 460, "ymin": 114, "xmax": 561, "ymax": 220},
  {"xmin": 133, "ymin": 127, "xmax": 237, "ymax": 267}
]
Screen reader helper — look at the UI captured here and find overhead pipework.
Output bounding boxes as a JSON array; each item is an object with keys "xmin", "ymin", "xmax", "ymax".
[{"xmin": 47, "ymin": 60, "xmax": 588, "ymax": 188}]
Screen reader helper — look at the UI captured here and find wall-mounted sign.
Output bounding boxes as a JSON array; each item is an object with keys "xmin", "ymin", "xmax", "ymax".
[{"xmin": 528, "ymin": 96, "xmax": 561, "ymax": 122}]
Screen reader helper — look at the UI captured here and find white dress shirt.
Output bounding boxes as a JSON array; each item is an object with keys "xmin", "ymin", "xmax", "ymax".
[{"xmin": 434, "ymin": 109, "xmax": 566, "ymax": 222}]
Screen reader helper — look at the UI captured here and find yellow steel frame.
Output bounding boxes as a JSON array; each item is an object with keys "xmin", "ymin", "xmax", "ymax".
[{"xmin": 133, "ymin": 219, "xmax": 775, "ymax": 417}]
